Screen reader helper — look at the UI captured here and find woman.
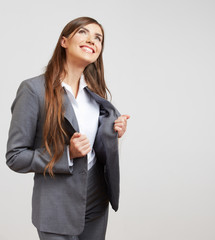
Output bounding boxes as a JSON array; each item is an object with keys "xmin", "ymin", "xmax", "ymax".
[{"xmin": 6, "ymin": 17, "xmax": 129, "ymax": 240}]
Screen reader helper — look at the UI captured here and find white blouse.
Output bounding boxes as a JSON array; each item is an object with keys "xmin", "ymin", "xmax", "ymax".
[{"xmin": 61, "ymin": 75, "xmax": 100, "ymax": 170}]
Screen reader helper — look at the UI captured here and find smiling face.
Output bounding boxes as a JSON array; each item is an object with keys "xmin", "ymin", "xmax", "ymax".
[{"xmin": 61, "ymin": 23, "xmax": 103, "ymax": 67}]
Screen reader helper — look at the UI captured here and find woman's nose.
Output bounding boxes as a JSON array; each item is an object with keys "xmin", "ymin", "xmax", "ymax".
[{"xmin": 86, "ymin": 36, "xmax": 95, "ymax": 45}]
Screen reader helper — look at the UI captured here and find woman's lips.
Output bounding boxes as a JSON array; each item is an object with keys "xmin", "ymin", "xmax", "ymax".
[{"xmin": 80, "ymin": 45, "xmax": 95, "ymax": 53}]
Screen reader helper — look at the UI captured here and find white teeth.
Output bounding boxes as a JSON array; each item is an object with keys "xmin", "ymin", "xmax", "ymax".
[{"xmin": 81, "ymin": 47, "xmax": 93, "ymax": 53}]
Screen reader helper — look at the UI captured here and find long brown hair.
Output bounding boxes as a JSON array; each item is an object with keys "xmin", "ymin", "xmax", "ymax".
[{"xmin": 43, "ymin": 17, "xmax": 109, "ymax": 176}]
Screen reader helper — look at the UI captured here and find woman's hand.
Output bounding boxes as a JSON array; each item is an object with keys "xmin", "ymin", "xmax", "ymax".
[
  {"xmin": 114, "ymin": 115, "xmax": 130, "ymax": 138},
  {"xmin": 69, "ymin": 132, "xmax": 91, "ymax": 159}
]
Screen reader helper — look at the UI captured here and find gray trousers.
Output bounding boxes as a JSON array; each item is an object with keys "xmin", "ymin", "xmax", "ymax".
[{"xmin": 37, "ymin": 161, "xmax": 109, "ymax": 240}]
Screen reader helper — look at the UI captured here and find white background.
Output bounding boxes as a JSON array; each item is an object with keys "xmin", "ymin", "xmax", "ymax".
[{"xmin": 1, "ymin": 0, "xmax": 215, "ymax": 239}]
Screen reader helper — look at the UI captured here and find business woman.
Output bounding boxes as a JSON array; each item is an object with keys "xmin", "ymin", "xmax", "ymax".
[{"xmin": 6, "ymin": 17, "xmax": 129, "ymax": 240}]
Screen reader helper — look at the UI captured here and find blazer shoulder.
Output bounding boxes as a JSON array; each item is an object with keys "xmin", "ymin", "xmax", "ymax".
[
  {"xmin": 11, "ymin": 75, "xmax": 45, "ymax": 113},
  {"xmin": 18, "ymin": 74, "xmax": 45, "ymax": 96}
]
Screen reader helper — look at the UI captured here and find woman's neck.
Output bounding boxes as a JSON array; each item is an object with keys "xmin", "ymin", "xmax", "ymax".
[{"xmin": 62, "ymin": 61, "xmax": 85, "ymax": 98}]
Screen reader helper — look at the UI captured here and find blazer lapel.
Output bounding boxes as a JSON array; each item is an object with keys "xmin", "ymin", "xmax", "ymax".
[
  {"xmin": 84, "ymin": 87, "xmax": 120, "ymax": 116},
  {"xmin": 62, "ymin": 87, "xmax": 79, "ymax": 132}
]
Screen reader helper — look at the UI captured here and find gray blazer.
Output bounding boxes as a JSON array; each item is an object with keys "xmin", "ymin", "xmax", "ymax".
[{"xmin": 6, "ymin": 75, "xmax": 120, "ymax": 235}]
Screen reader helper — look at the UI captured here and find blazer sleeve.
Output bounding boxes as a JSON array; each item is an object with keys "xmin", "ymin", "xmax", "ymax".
[{"xmin": 6, "ymin": 80, "xmax": 72, "ymax": 174}]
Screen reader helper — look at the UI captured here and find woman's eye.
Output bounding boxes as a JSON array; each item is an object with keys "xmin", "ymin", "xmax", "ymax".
[
  {"xmin": 78, "ymin": 29, "xmax": 86, "ymax": 34},
  {"xmin": 95, "ymin": 36, "xmax": 102, "ymax": 42}
]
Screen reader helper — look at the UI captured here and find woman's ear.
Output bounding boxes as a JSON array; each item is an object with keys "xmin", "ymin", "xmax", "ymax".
[{"xmin": 61, "ymin": 36, "xmax": 67, "ymax": 48}]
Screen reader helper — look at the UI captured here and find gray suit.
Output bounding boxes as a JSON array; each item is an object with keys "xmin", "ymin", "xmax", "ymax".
[{"xmin": 6, "ymin": 75, "xmax": 120, "ymax": 236}]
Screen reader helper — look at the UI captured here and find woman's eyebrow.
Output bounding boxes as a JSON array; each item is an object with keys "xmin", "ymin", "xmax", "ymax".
[{"xmin": 80, "ymin": 27, "xmax": 103, "ymax": 38}]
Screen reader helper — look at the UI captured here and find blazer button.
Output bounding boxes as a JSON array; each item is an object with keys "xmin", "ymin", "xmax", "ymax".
[{"xmin": 79, "ymin": 170, "xmax": 87, "ymax": 175}]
